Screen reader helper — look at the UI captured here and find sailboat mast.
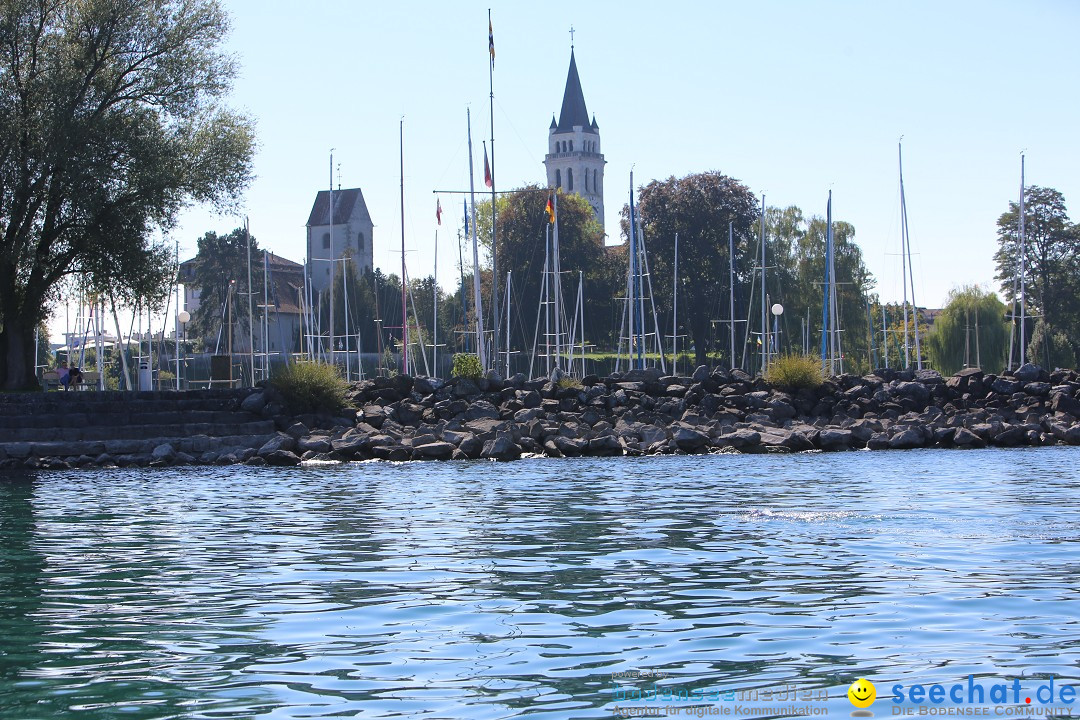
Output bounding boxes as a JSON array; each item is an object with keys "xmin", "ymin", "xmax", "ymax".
[
  {"xmin": 672, "ymin": 232, "xmax": 679, "ymax": 375},
  {"xmin": 820, "ymin": 192, "xmax": 831, "ymax": 372},
  {"xmin": 245, "ymin": 217, "xmax": 254, "ymax": 387},
  {"xmin": 760, "ymin": 195, "xmax": 766, "ymax": 373},
  {"xmin": 433, "ymin": 228, "xmax": 438, "ymax": 376},
  {"xmin": 399, "ymin": 121, "xmax": 408, "ymax": 375},
  {"xmin": 1019, "ymin": 153, "xmax": 1026, "ymax": 366},
  {"xmin": 828, "ymin": 194, "xmax": 840, "ymax": 373},
  {"xmin": 899, "ymin": 143, "xmax": 911, "ymax": 368},
  {"xmin": 628, "ymin": 172, "xmax": 641, "ymax": 369},
  {"xmin": 900, "ymin": 145, "xmax": 922, "ymax": 370},
  {"xmin": 466, "ymin": 109, "xmax": 487, "ymax": 369},
  {"xmin": 488, "ymin": 8, "xmax": 500, "ymax": 369},
  {"xmin": 329, "ymin": 151, "xmax": 335, "ymax": 367},
  {"xmin": 729, "ymin": 222, "xmax": 736, "ymax": 370}
]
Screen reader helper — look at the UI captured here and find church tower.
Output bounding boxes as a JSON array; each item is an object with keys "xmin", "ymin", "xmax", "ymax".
[{"xmin": 545, "ymin": 48, "xmax": 605, "ymax": 229}]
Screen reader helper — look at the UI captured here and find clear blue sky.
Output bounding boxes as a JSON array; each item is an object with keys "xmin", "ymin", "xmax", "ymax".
[{"xmin": 146, "ymin": 0, "xmax": 1078, "ymax": 336}]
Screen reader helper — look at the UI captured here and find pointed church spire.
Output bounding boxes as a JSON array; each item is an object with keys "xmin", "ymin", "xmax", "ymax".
[{"xmin": 557, "ymin": 49, "xmax": 590, "ymax": 132}]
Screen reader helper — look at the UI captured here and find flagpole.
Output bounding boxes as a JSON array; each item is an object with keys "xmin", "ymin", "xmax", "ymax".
[
  {"xmin": 466, "ymin": 109, "xmax": 487, "ymax": 369},
  {"xmin": 400, "ymin": 119, "xmax": 408, "ymax": 376},
  {"xmin": 488, "ymin": 8, "xmax": 500, "ymax": 374},
  {"xmin": 433, "ymin": 226, "xmax": 438, "ymax": 376}
]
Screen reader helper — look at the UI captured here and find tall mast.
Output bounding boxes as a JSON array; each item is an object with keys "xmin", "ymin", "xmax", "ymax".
[
  {"xmin": 820, "ymin": 192, "xmax": 832, "ymax": 372},
  {"xmin": 488, "ymin": 8, "xmax": 500, "ymax": 370},
  {"xmin": 399, "ymin": 120, "xmax": 408, "ymax": 375},
  {"xmin": 899, "ymin": 143, "xmax": 910, "ymax": 368},
  {"xmin": 329, "ymin": 150, "xmax": 335, "ymax": 367},
  {"xmin": 1019, "ymin": 153, "xmax": 1026, "ymax": 366},
  {"xmin": 760, "ymin": 194, "xmax": 766, "ymax": 373},
  {"xmin": 433, "ymin": 228, "xmax": 438, "ymax": 376},
  {"xmin": 672, "ymin": 231, "xmax": 679, "ymax": 375},
  {"xmin": 828, "ymin": 194, "xmax": 841, "ymax": 373},
  {"xmin": 466, "ymin": 109, "xmax": 487, "ymax": 369},
  {"xmin": 729, "ymin": 222, "xmax": 736, "ymax": 369},
  {"xmin": 900, "ymin": 144, "xmax": 922, "ymax": 369},
  {"xmin": 553, "ymin": 193, "xmax": 562, "ymax": 370},
  {"xmin": 245, "ymin": 216, "xmax": 254, "ymax": 386},
  {"xmin": 628, "ymin": 171, "xmax": 641, "ymax": 369}
]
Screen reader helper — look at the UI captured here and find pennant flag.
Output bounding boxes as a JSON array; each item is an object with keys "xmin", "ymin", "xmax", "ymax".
[
  {"xmin": 436, "ymin": 197, "xmax": 442, "ymax": 225},
  {"xmin": 483, "ymin": 142, "xmax": 492, "ymax": 188},
  {"xmin": 488, "ymin": 17, "xmax": 495, "ymax": 68},
  {"xmin": 463, "ymin": 198, "xmax": 469, "ymax": 234},
  {"xmin": 545, "ymin": 194, "xmax": 555, "ymax": 225}
]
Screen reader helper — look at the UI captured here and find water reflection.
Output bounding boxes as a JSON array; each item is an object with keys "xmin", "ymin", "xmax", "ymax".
[{"xmin": 1, "ymin": 448, "xmax": 1079, "ymax": 718}]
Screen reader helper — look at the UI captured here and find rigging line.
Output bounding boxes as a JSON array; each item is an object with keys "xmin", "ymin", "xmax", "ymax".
[{"xmin": 493, "ymin": 96, "xmax": 541, "ymax": 168}]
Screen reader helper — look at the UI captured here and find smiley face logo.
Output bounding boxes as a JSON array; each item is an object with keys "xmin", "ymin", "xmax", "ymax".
[{"xmin": 848, "ymin": 678, "xmax": 876, "ymax": 709}]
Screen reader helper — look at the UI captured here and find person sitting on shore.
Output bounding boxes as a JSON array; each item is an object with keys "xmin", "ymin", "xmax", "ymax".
[
  {"xmin": 69, "ymin": 365, "xmax": 84, "ymax": 389},
  {"xmin": 57, "ymin": 361, "xmax": 71, "ymax": 390}
]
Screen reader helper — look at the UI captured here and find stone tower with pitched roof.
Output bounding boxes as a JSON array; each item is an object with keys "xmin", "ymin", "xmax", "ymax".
[{"xmin": 545, "ymin": 48, "xmax": 605, "ymax": 229}]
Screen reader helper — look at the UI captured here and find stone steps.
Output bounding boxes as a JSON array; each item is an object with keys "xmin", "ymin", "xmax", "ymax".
[{"xmin": 0, "ymin": 388, "xmax": 273, "ymax": 462}]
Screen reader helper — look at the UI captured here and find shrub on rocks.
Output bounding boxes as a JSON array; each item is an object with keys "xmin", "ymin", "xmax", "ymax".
[
  {"xmin": 765, "ymin": 355, "xmax": 825, "ymax": 391},
  {"xmin": 451, "ymin": 353, "xmax": 484, "ymax": 379},
  {"xmin": 269, "ymin": 362, "xmax": 349, "ymax": 415}
]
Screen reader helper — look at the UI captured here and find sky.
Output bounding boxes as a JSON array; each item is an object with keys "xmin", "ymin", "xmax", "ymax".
[{"xmin": 51, "ymin": 0, "xmax": 1080, "ymax": 340}]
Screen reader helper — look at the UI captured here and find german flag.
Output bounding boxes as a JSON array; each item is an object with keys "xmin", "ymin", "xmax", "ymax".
[{"xmin": 545, "ymin": 194, "xmax": 555, "ymax": 225}]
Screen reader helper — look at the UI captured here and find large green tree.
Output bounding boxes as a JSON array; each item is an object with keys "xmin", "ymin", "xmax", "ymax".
[
  {"xmin": 993, "ymin": 186, "xmax": 1080, "ymax": 366},
  {"xmin": 477, "ymin": 186, "xmax": 620, "ymax": 372},
  {"xmin": 925, "ymin": 286, "xmax": 1009, "ymax": 375},
  {"xmin": 0, "ymin": 0, "xmax": 254, "ymax": 389},
  {"xmin": 625, "ymin": 172, "xmax": 760, "ymax": 367},
  {"xmin": 188, "ymin": 228, "xmax": 262, "ymax": 349}
]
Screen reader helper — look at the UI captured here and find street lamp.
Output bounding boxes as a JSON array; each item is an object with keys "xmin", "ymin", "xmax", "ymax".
[
  {"xmin": 177, "ymin": 311, "xmax": 190, "ymax": 390},
  {"xmin": 771, "ymin": 303, "xmax": 784, "ymax": 364}
]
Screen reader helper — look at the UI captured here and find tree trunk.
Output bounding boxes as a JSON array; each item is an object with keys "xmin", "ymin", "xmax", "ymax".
[{"xmin": 0, "ymin": 318, "xmax": 38, "ymax": 390}]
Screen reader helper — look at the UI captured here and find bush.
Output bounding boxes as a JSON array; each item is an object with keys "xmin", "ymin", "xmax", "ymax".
[
  {"xmin": 269, "ymin": 361, "xmax": 349, "ymax": 414},
  {"xmin": 556, "ymin": 376, "xmax": 582, "ymax": 390},
  {"xmin": 451, "ymin": 353, "xmax": 483, "ymax": 379},
  {"xmin": 764, "ymin": 354, "xmax": 825, "ymax": 391}
]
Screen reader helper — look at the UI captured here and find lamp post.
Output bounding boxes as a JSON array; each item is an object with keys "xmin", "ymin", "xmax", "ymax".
[
  {"xmin": 771, "ymin": 303, "xmax": 784, "ymax": 366},
  {"xmin": 177, "ymin": 311, "xmax": 190, "ymax": 390}
]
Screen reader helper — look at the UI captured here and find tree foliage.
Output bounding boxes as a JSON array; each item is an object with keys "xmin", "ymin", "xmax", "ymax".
[
  {"xmin": 993, "ymin": 186, "xmax": 1080, "ymax": 365},
  {"xmin": 925, "ymin": 286, "xmax": 1009, "ymax": 375},
  {"xmin": 0, "ymin": 0, "xmax": 254, "ymax": 388},
  {"xmin": 479, "ymin": 185, "xmax": 621, "ymax": 363},
  {"xmin": 188, "ymin": 228, "xmax": 262, "ymax": 346},
  {"xmin": 625, "ymin": 172, "xmax": 760, "ymax": 367}
]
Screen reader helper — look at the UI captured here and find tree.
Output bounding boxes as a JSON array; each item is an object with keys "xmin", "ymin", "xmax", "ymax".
[
  {"xmin": 0, "ymin": 0, "xmax": 254, "ymax": 389},
  {"xmin": 478, "ymin": 186, "xmax": 620, "ymax": 369},
  {"xmin": 188, "ymin": 228, "xmax": 263, "ymax": 349},
  {"xmin": 625, "ymin": 172, "xmax": 760, "ymax": 367},
  {"xmin": 993, "ymin": 186, "xmax": 1080, "ymax": 366},
  {"xmin": 925, "ymin": 286, "xmax": 1009, "ymax": 375}
]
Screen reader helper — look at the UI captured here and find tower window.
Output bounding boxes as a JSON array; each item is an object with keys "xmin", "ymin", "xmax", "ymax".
[
  {"xmin": 569, "ymin": 140, "xmax": 573, "ymax": 151},
  {"xmin": 585, "ymin": 169, "xmax": 589, "ymax": 192},
  {"xmin": 322, "ymin": 232, "xmax": 330, "ymax": 249},
  {"xmin": 568, "ymin": 168, "xmax": 573, "ymax": 192},
  {"xmin": 357, "ymin": 231, "xmax": 365, "ymax": 250},
  {"xmin": 556, "ymin": 169, "xmax": 561, "ymax": 188}
]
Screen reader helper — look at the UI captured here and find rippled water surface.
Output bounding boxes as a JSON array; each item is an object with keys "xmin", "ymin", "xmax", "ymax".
[{"xmin": 2, "ymin": 448, "xmax": 1080, "ymax": 718}]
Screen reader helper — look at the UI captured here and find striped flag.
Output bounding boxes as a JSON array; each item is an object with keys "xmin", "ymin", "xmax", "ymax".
[
  {"xmin": 436, "ymin": 198, "xmax": 442, "ymax": 226},
  {"xmin": 488, "ymin": 17, "xmax": 494, "ymax": 68},
  {"xmin": 545, "ymin": 194, "xmax": 555, "ymax": 225}
]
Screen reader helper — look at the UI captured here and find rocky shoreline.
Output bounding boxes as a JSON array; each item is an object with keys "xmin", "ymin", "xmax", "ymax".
[{"xmin": 4, "ymin": 362, "xmax": 1080, "ymax": 471}]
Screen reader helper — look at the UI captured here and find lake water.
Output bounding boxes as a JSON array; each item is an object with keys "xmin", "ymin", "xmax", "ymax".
[{"xmin": 2, "ymin": 449, "xmax": 1080, "ymax": 719}]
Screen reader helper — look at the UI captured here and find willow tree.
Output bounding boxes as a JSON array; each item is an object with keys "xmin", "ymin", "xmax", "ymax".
[
  {"xmin": 925, "ymin": 286, "xmax": 1008, "ymax": 375},
  {"xmin": 0, "ymin": 0, "xmax": 255, "ymax": 389}
]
